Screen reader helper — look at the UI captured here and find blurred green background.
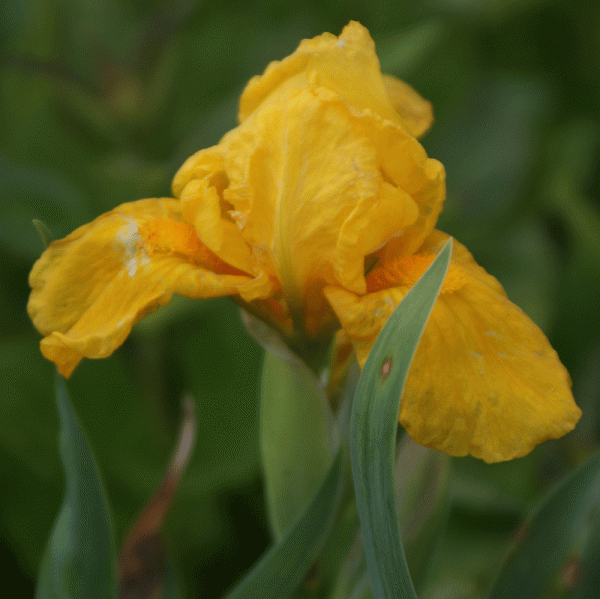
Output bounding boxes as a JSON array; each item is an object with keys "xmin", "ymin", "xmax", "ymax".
[{"xmin": 2, "ymin": 0, "xmax": 599, "ymax": 596}]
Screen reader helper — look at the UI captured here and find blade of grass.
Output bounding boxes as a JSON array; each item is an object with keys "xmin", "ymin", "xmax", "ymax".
[
  {"xmin": 32, "ymin": 219, "xmax": 55, "ymax": 247},
  {"xmin": 350, "ymin": 239, "xmax": 452, "ymax": 599},
  {"xmin": 36, "ymin": 374, "xmax": 117, "ymax": 599},
  {"xmin": 488, "ymin": 450, "xmax": 600, "ymax": 599},
  {"xmin": 226, "ymin": 448, "xmax": 344, "ymax": 599}
]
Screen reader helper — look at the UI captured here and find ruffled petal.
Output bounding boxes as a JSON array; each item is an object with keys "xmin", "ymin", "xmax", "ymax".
[
  {"xmin": 175, "ymin": 92, "xmax": 393, "ymax": 315},
  {"xmin": 367, "ymin": 121, "xmax": 445, "ymax": 260},
  {"xmin": 325, "ymin": 231, "xmax": 581, "ymax": 462},
  {"xmin": 173, "ymin": 21, "xmax": 443, "ymax": 326},
  {"xmin": 339, "ymin": 107, "xmax": 445, "ymax": 282},
  {"xmin": 239, "ymin": 21, "xmax": 405, "ymax": 127},
  {"xmin": 171, "ymin": 148, "xmax": 259, "ymax": 277},
  {"xmin": 178, "ymin": 176, "xmax": 258, "ymax": 276},
  {"xmin": 28, "ymin": 198, "xmax": 262, "ymax": 377},
  {"xmin": 175, "ymin": 88, "xmax": 441, "ymax": 313},
  {"xmin": 382, "ymin": 74, "xmax": 434, "ymax": 138}
]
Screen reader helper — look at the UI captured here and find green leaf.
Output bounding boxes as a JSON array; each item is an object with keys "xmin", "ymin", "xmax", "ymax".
[
  {"xmin": 36, "ymin": 374, "xmax": 117, "ymax": 599},
  {"xmin": 32, "ymin": 219, "xmax": 54, "ymax": 248},
  {"xmin": 488, "ymin": 450, "xmax": 600, "ymax": 599},
  {"xmin": 260, "ymin": 349, "xmax": 333, "ymax": 539},
  {"xmin": 350, "ymin": 239, "xmax": 452, "ymax": 599},
  {"xmin": 395, "ymin": 435, "xmax": 451, "ymax": 591},
  {"xmin": 226, "ymin": 448, "xmax": 344, "ymax": 599}
]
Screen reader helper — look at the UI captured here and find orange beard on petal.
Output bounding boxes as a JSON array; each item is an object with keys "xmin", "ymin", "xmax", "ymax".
[
  {"xmin": 367, "ymin": 252, "xmax": 467, "ymax": 295},
  {"xmin": 138, "ymin": 219, "xmax": 249, "ymax": 277}
]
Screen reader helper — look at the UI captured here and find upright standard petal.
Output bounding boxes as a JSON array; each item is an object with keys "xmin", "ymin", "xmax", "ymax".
[
  {"xmin": 174, "ymin": 22, "xmax": 444, "ymax": 329},
  {"xmin": 239, "ymin": 21, "xmax": 408, "ymax": 129},
  {"xmin": 335, "ymin": 107, "xmax": 445, "ymax": 291},
  {"xmin": 28, "ymin": 198, "xmax": 262, "ymax": 377},
  {"xmin": 325, "ymin": 231, "xmax": 581, "ymax": 462},
  {"xmin": 381, "ymin": 74, "xmax": 434, "ymax": 138}
]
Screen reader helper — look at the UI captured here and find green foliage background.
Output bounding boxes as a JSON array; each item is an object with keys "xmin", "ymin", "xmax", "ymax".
[{"xmin": 1, "ymin": 0, "xmax": 599, "ymax": 596}]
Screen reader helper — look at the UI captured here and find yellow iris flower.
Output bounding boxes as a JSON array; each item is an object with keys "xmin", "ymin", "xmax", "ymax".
[{"xmin": 28, "ymin": 22, "xmax": 580, "ymax": 462}]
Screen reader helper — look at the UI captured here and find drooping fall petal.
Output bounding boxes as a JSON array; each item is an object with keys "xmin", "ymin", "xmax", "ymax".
[
  {"xmin": 28, "ymin": 198, "xmax": 269, "ymax": 377},
  {"xmin": 31, "ymin": 21, "xmax": 443, "ymax": 376},
  {"xmin": 325, "ymin": 231, "xmax": 581, "ymax": 462}
]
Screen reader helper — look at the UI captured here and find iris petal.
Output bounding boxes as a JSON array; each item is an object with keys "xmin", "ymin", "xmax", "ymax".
[
  {"xmin": 325, "ymin": 231, "xmax": 581, "ymax": 462},
  {"xmin": 172, "ymin": 21, "xmax": 443, "ymax": 330},
  {"xmin": 382, "ymin": 74, "xmax": 434, "ymax": 138},
  {"xmin": 239, "ymin": 21, "xmax": 406, "ymax": 128},
  {"xmin": 28, "ymin": 198, "xmax": 264, "ymax": 377},
  {"xmin": 27, "ymin": 21, "xmax": 580, "ymax": 463}
]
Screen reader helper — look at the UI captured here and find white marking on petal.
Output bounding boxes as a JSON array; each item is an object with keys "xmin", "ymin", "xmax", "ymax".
[
  {"xmin": 337, "ymin": 39, "xmax": 346, "ymax": 49},
  {"xmin": 485, "ymin": 330, "xmax": 504, "ymax": 338},
  {"xmin": 113, "ymin": 220, "xmax": 142, "ymax": 277},
  {"xmin": 127, "ymin": 258, "xmax": 138, "ymax": 277},
  {"xmin": 471, "ymin": 351, "xmax": 483, "ymax": 359},
  {"xmin": 114, "ymin": 221, "xmax": 141, "ymax": 257},
  {"xmin": 230, "ymin": 210, "xmax": 248, "ymax": 231}
]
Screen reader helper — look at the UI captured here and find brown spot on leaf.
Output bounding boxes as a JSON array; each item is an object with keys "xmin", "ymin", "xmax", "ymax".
[{"xmin": 381, "ymin": 357, "xmax": 392, "ymax": 379}]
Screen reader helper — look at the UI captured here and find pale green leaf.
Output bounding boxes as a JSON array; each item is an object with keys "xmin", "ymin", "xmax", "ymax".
[
  {"xmin": 226, "ymin": 449, "xmax": 344, "ymax": 599},
  {"xmin": 350, "ymin": 239, "xmax": 452, "ymax": 599},
  {"xmin": 260, "ymin": 349, "xmax": 333, "ymax": 539},
  {"xmin": 36, "ymin": 375, "xmax": 117, "ymax": 599}
]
